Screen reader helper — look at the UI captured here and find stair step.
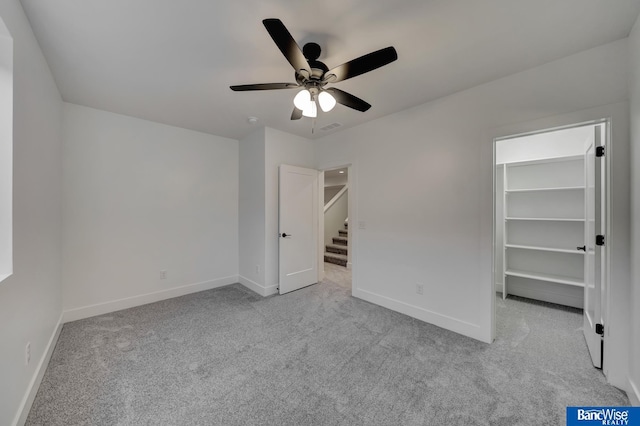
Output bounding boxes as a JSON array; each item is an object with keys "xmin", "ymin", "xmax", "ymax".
[
  {"xmin": 332, "ymin": 236, "xmax": 348, "ymax": 246},
  {"xmin": 338, "ymin": 229, "xmax": 348, "ymax": 237},
  {"xmin": 324, "ymin": 252, "xmax": 348, "ymax": 267},
  {"xmin": 326, "ymin": 244, "xmax": 347, "ymax": 255}
]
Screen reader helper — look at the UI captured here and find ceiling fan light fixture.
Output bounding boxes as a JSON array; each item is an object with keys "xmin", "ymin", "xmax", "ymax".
[
  {"xmin": 318, "ymin": 91, "xmax": 336, "ymax": 112},
  {"xmin": 293, "ymin": 89, "xmax": 311, "ymax": 110},
  {"xmin": 302, "ymin": 100, "xmax": 317, "ymax": 118}
]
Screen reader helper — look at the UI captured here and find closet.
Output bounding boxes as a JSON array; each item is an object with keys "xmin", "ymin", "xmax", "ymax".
[{"xmin": 495, "ymin": 126, "xmax": 596, "ymax": 309}]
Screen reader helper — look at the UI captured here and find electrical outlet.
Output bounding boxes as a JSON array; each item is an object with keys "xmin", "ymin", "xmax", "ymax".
[
  {"xmin": 25, "ymin": 342, "xmax": 31, "ymax": 366},
  {"xmin": 416, "ymin": 283, "xmax": 424, "ymax": 295},
  {"xmin": 160, "ymin": 270, "xmax": 167, "ymax": 280}
]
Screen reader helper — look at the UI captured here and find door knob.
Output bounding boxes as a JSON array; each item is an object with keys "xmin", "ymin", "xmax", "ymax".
[{"xmin": 577, "ymin": 245, "xmax": 586, "ymax": 251}]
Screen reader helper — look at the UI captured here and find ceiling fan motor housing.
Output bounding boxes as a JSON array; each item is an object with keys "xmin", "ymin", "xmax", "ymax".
[{"xmin": 297, "ymin": 43, "xmax": 329, "ymax": 83}]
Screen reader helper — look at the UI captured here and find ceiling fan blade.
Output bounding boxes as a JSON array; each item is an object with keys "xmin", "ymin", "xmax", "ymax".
[
  {"xmin": 325, "ymin": 88, "xmax": 371, "ymax": 112},
  {"xmin": 230, "ymin": 83, "xmax": 299, "ymax": 91},
  {"xmin": 263, "ymin": 19, "xmax": 311, "ymax": 77},
  {"xmin": 291, "ymin": 107, "xmax": 303, "ymax": 120},
  {"xmin": 323, "ymin": 46, "xmax": 398, "ymax": 83}
]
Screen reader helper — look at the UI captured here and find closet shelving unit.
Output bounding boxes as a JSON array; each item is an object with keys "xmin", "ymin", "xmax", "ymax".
[{"xmin": 501, "ymin": 155, "xmax": 585, "ymax": 307}]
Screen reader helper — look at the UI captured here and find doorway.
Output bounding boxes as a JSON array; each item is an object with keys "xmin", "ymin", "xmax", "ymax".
[
  {"xmin": 320, "ymin": 165, "xmax": 353, "ymax": 289},
  {"xmin": 493, "ymin": 120, "xmax": 609, "ymax": 370}
]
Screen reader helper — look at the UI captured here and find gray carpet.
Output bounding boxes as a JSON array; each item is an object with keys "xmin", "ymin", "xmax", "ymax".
[{"xmin": 26, "ymin": 264, "xmax": 628, "ymax": 425}]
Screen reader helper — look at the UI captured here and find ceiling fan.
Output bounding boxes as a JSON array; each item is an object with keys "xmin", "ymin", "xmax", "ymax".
[{"xmin": 230, "ymin": 19, "xmax": 398, "ymax": 120}]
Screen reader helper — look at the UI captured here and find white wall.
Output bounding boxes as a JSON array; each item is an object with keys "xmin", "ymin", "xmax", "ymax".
[
  {"xmin": 324, "ymin": 190, "xmax": 348, "ymax": 247},
  {"xmin": 496, "ymin": 125, "xmax": 593, "ymax": 164},
  {"xmin": 237, "ymin": 127, "xmax": 315, "ymax": 296},
  {"xmin": 0, "ymin": 1, "xmax": 63, "ymax": 424},
  {"xmin": 0, "ymin": 20, "xmax": 12, "ymax": 282},
  {"xmin": 324, "ymin": 185, "xmax": 343, "ymax": 204},
  {"xmin": 628, "ymin": 14, "xmax": 640, "ymax": 406},
  {"xmin": 62, "ymin": 103, "xmax": 239, "ymax": 320},
  {"xmin": 264, "ymin": 127, "xmax": 315, "ymax": 291},
  {"xmin": 495, "ymin": 165, "xmax": 504, "ymax": 292},
  {"xmin": 315, "ymin": 39, "xmax": 630, "ymax": 388},
  {"xmin": 238, "ymin": 128, "xmax": 266, "ymax": 293},
  {"xmin": 325, "ymin": 175, "xmax": 348, "ymax": 187}
]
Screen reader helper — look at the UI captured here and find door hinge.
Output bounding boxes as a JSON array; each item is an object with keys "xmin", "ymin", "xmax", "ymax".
[
  {"xmin": 596, "ymin": 146, "xmax": 605, "ymax": 157},
  {"xmin": 596, "ymin": 235, "xmax": 605, "ymax": 246},
  {"xmin": 595, "ymin": 323, "xmax": 604, "ymax": 336}
]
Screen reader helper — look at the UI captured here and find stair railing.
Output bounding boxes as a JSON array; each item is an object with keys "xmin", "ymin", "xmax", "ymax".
[{"xmin": 324, "ymin": 184, "xmax": 348, "ymax": 213}]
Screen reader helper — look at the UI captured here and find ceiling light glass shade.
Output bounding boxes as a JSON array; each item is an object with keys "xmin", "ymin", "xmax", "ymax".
[
  {"xmin": 318, "ymin": 91, "xmax": 336, "ymax": 112},
  {"xmin": 293, "ymin": 89, "xmax": 311, "ymax": 110},
  {"xmin": 302, "ymin": 100, "xmax": 317, "ymax": 118}
]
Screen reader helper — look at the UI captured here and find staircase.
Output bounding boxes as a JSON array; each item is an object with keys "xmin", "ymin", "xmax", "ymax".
[{"xmin": 324, "ymin": 222, "xmax": 348, "ymax": 267}]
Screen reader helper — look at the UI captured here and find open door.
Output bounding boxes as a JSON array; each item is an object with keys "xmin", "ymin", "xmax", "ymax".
[
  {"xmin": 583, "ymin": 125, "xmax": 605, "ymax": 368},
  {"xmin": 279, "ymin": 164, "xmax": 319, "ymax": 294}
]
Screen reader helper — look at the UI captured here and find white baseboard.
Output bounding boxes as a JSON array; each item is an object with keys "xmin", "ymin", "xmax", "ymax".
[
  {"xmin": 238, "ymin": 275, "xmax": 265, "ymax": 295},
  {"xmin": 13, "ymin": 313, "xmax": 63, "ymax": 426},
  {"xmin": 629, "ymin": 378, "xmax": 640, "ymax": 406},
  {"xmin": 264, "ymin": 285, "xmax": 278, "ymax": 296},
  {"xmin": 495, "ymin": 281, "xmax": 504, "ymax": 294},
  {"xmin": 238, "ymin": 275, "xmax": 278, "ymax": 297},
  {"xmin": 353, "ymin": 288, "xmax": 487, "ymax": 343},
  {"xmin": 62, "ymin": 276, "xmax": 238, "ymax": 323}
]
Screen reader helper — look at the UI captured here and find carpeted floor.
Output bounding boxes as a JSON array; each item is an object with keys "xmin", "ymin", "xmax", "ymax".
[{"xmin": 26, "ymin": 264, "xmax": 628, "ymax": 425}]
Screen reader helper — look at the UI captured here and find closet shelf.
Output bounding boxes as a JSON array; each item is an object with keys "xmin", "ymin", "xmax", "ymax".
[
  {"xmin": 499, "ymin": 153, "xmax": 586, "ymax": 307},
  {"xmin": 505, "ymin": 269, "xmax": 584, "ymax": 287},
  {"xmin": 501, "ymin": 154, "xmax": 583, "ymax": 167},
  {"xmin": 505, "ymin": 186, "xmax": 584, "ymax": 193},
  {"xmin": 505, "ymin": 244, "xmax": 584, "ymax": 254},
  {"xmin": 505, "ymin": 217, "xmax": 584, "ymax": 222}
]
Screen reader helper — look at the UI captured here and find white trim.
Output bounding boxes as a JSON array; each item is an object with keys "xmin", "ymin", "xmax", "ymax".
[
  {"xmin": 238, "ymin": 275, "xmax": 278, "ymax": 297},
  {"xmin": 629, "ymin": 378, "xmax": 640, "ymax": 406},
  {"xmin": 238, "ymin": 275, "xmax": 263, "ymax": 295},
  {"xmin": 13, "ymin": 313, "xmax": 63, "ymax": 426},
  {"xmin": 264, "ymin": 284, "xmax": 278, "ymax": 296},
  {"xmin": 317, "ymin": 170, "xmax": 325, "ymax": 284},
  {"xmin": 62, "ymin": 276, "xmax": 238, "ymax": 323},
  {"xmin": 494, "ymin": 118, "xmax": 609, "ymax": 142},
  {"xmin": 353, "ymin": 288, "xmax": 488, "ymax": 343},
  {"xmin": 324, "ymin": 184, "xmax": 348, "ymax": 213},
  {"xmin": 495, "ymin": 281, "xmax": 504, "ymax": 294}
]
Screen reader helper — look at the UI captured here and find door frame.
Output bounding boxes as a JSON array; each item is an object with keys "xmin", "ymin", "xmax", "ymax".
[
  {"xmin": 491, "ymin": 117, "xmax": 611, "ymax": 366},
  {"xmin": 318, "ymin": 161, "xmax": 355, "ymax": 293}
]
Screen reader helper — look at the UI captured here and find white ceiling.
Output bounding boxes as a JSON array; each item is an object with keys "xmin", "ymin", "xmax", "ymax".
[{"xmin": 20, "ymin": 0, "xmax": 640, "ymax": 140}]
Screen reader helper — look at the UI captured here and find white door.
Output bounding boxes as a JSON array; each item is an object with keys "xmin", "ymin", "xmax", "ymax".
[
  {"xmin": 279, "ymin": 164, "xmax": 318, "ymax": 294},
  {"xmin": 583, "ymin": 125, "xmax": 605, "ymax": 368}
]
